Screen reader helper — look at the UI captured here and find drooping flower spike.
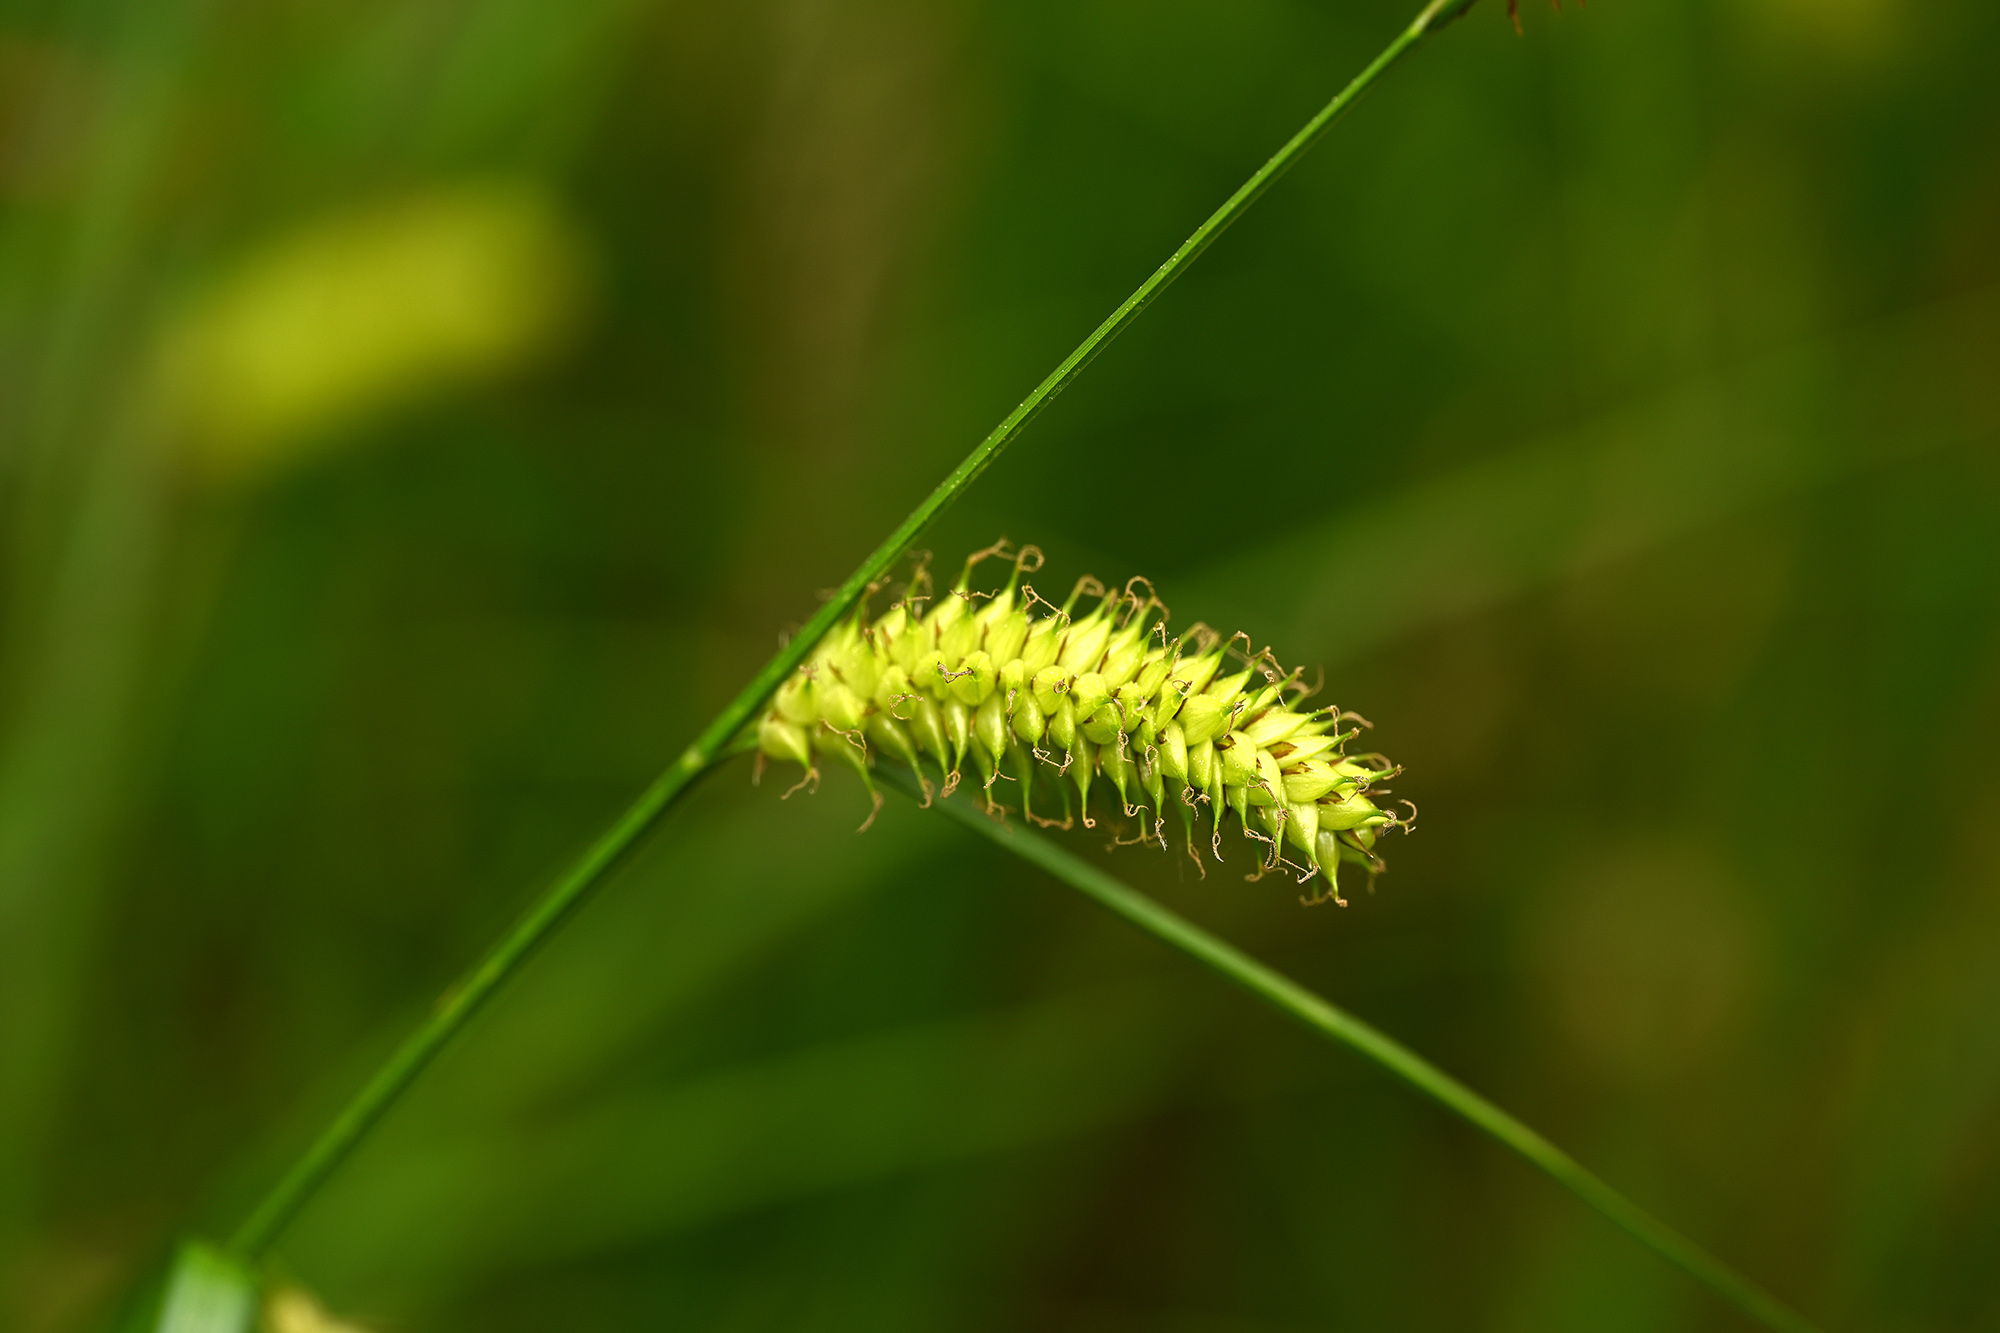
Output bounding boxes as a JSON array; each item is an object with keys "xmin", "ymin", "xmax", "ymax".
[{"xmin": 752, "ymin": 541, "xmax": 1410, "ymax": 904}]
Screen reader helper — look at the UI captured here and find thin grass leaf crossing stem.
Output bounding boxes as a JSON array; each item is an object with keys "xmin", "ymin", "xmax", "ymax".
[
  {"xmin": 879, "ymin": 765, "xmax": 1822, "ymax": 1333},
  {"xmin": 226, "ymin": 762, "xmax": 709, "ymax": 1259},
  {"xmin": 225, "ymin": 0, "xmax": 1477, "ymax": 1262}
]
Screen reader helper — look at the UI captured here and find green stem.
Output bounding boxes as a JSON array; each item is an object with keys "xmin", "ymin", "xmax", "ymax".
[
  {"xmin": 226, "ymin": 762, "xmax": 716, "ymax": 1258},
  {"xmin": 881, "ymin": 765, "xmax": 1822, "ymax": 1333},
  {"xmin": 225, "ymin": 0, "xmax": 1475, "ymax": 1262}
]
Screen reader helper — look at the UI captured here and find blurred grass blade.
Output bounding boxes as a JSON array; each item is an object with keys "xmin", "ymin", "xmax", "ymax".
[
  {"xmin": 226, "ymin": 0, "xmax": 1478, "ymax": 1261},
  {"xmin": 142, "ymin": 1243, "xmax": 257, "ymax": 1333},
  {"xmin": 877, "ymin": 763, "xmax": 1823, "ymax": 1333},
  {"xmin": 278, "ymin": 983, "xmax": 1190, "ymax": 1291},
  {"xmin": 1183, "ymin": 286, "xmax": 2000, "ymax": 665}
]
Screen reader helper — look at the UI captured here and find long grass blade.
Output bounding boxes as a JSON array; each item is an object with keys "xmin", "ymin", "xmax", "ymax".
[{"xmin": 877, "ymin": 763, "xmax": 1823, "ymax": 1333}]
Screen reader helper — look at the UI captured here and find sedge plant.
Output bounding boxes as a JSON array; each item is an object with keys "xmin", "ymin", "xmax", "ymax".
[
  {"xmin": 141, "ymin": 2, "xmax": 1824, "ymax": 1330},
  {"xmin": 754, "ymin": 542, "xmax": 1409, "ymax": 907}
]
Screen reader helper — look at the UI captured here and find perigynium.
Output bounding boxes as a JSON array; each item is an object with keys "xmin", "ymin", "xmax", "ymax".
[{"xmin": 754, "ymin": 542, "xmax": 1411, "ymax": 903}]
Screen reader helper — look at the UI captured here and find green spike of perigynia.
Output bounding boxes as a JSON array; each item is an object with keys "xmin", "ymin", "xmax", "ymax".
[{"xmin": 750, "ymin": 545, "xmax": 1408, "ymax": 900}]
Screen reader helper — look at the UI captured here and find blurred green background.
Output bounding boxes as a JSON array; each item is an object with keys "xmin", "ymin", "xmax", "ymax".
[{"xmin": 4, "ymin": 0, "xmax": 1998, "ymax": 1328}]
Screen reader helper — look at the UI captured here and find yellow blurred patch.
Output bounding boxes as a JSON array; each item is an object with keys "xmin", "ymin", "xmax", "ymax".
[
  {"xmin": 263, "ymin": 1286, "xmax": 371, "ymax": 1333},
  {"xmin": 1745, "ymin": 0, "xmax": 1903, "ymax": 64},
  {"xmin": 164, "ymin": 183, "xmax": 589, "ymax": 482}
]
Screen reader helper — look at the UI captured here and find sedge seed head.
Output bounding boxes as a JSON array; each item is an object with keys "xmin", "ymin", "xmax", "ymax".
[{"xmin": 752, "ymin": 542, "xmax": 1409, "ymax": 905}]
